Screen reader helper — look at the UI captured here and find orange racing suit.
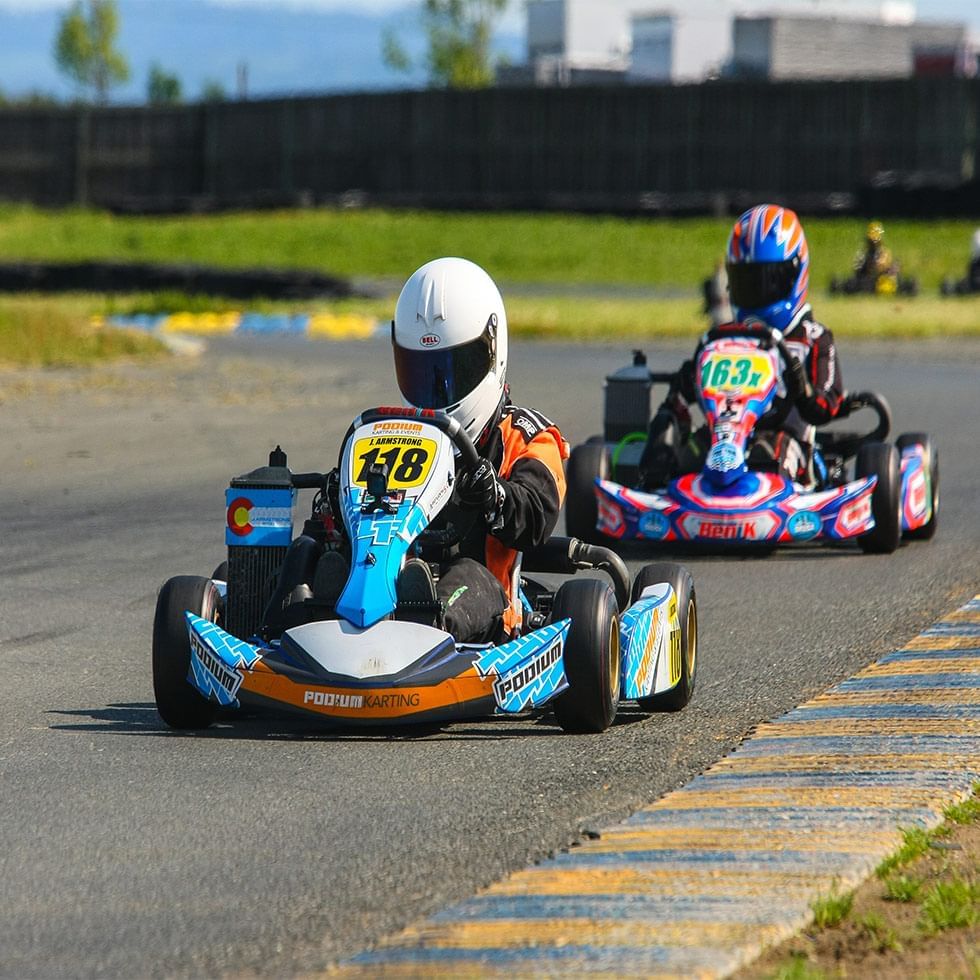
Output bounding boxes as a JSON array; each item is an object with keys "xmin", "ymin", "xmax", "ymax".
[{"xmin": 424, "ymin": 402, "xmax": 569, "ymax": 638}]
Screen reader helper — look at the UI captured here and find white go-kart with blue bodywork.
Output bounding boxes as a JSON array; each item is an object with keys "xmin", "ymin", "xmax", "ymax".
[{"xmin": 153, "ymin": 408, "xmax": 698, "ymax": 734}]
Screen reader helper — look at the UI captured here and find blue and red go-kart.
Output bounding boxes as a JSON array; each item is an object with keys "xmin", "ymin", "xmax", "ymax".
[
  {"xmin": 565, "ymin": 323, "xmax": 938, "ymax": 553},
  {"xmin": 153, "ymin": 408, "xmax": 698, "ymax": 735}
]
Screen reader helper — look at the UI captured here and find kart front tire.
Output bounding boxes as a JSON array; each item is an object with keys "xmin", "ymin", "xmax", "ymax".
[
  {"xmin": 896, "ymin": 432, "xmax": 939, "ymax": 541},
  {"xmin": 565, "ymin": 442, "xmax": 609, "ymax": 544},
  {"xmin": 631, "ymin": 563, "xmax": 697, "ymax": 713},
  {"xmin": 153, "ymin": 575, "xmax": 221, "ymax": 729},
  {"xmin": 856, "ymin": 442, "xmax": 902, "ymax": 554},
  {"xmin": 551, "ymin": 578, "xmax": 620, "ymax": 734}
]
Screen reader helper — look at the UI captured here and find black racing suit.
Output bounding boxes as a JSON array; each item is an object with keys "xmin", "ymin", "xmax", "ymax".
[{"xmin": 639, "ymin": 311, "xmax": 844, "ymax": 488}]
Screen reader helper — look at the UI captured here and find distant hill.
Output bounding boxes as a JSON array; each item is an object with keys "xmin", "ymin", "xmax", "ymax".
[{"xmin": 0, "ymin": 0, "xmax": 523, "ymax": 104}]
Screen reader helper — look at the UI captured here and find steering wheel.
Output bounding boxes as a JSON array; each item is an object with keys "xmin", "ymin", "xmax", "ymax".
[
  {"xmin": 703, "ymin": 323, "xmax": 804, "ymax": 429},
  {"xmin": 341, "ymin": 408, "xmax": 481, "ymax": 551},
  {"xmin": 339, "ymin": 407, "xmax": 479, "ymax": 472}
]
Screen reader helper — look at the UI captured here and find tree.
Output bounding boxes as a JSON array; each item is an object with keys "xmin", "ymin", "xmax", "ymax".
[
  {"xmin": 147, "ymin": 64, "xmax": 181, "ymax": 106},
  {"xmin": 383, "ymin": 0, "xmax": 509, "ymax": 89},
  {"xmin": 200, "ymin": 80, "xmax": 227, "ymax": 103},
  {"xmin": 54, "ymin": 0, "xmax": 129, "ymax": 104}
]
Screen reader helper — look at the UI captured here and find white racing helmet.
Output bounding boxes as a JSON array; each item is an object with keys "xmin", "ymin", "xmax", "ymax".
[{"xmin": 392, "ymin": 257, "xmax": 508, "ymax": 443}]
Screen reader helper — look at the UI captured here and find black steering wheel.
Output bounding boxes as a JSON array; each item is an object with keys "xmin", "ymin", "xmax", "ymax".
[
  {"xmin": 341, "ymin": 408, "xmax": 481, "ymax": 551},
  {"xmin": 703, "ymin": 322, "xmax": 804, "ymax": 429},
  {"xmin": 339, "ymin": 407, "xmax": 479, "ymax": 472}
]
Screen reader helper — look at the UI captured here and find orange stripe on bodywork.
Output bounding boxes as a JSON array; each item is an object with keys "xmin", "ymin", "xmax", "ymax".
[{"xmin": 240, "ymin": 661, "xmax": 494, "ymax": 719}]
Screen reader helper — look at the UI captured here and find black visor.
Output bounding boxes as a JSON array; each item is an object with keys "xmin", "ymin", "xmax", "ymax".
[
  {"xmin": 727, "ymin": 257, "xmax": 800, "ymax": 309},
  {"xmin": 394, "ymin": 325, "xmax": 494, "ymax": 410}
]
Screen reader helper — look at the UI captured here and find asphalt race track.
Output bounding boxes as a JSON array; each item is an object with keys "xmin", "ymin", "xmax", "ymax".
[{"xmin": 1, "ymin": 335, "xmax": 977, "ymax": 978}]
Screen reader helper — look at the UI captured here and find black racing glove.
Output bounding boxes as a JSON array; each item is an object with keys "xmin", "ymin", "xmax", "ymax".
[
  {"xmin": 457, "ymin": 458, "xmax": 506, "ymax": 532},
  {"xmin": 786, "ymin": 355, "xmax": 814, "ymax": 404}
]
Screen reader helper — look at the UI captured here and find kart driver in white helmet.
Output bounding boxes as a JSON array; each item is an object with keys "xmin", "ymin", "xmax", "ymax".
[{"xmin": 392, "ymin": 257, "xmax": 569, "ymax": 642}]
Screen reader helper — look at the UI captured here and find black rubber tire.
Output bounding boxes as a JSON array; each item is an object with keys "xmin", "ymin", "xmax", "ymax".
[
  {"xmin": 550, "ymin": 578, "xmax": 621, "ymax": 734},
  {"xmin": 211, "ymin": 559, "xmax": 228, "ymax": 581},
  {"xmin": 896, "ymin": 432, "xmax": 939, "ymax": 541},
  {"xmin": 856, "ymin": 442, "xmax": 902, "ymax": 554},
  {"xmin": 565, "ymin": 442, "xmax": 609, "ymax": 543},
  {"xmin": 631, "ymin": 563, "xmax": 698, "ymax": 712},
  {"xmin": 152, "ymin": 575, "xmax": 221, "ymax": 729}
]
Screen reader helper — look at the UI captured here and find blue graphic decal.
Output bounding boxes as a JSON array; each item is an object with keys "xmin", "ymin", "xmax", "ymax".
[
  {"xmin": 787, "ymin": 510, "xmax": 821, "ymax": 541},
  {"xmin": 185, "ymin": 613, "xmax": 264, "ymax": 706},
  {"xmin": 638, "ymin": 510, "xmax": 671, "ymax": 540},
  {"xmin": 620, "ymin": 592, "xmax": 669, "ymax": 699},
  {"xmin": 706, "ymin": 441, "xmax": 744, "ymax": 474},
  {"xmin": 475, "ymin": 621, "xmax": 570, "ymax": 713},
  {"xmin": 336, "ymin": 487, "xmax": 429, "ymax": 628}
]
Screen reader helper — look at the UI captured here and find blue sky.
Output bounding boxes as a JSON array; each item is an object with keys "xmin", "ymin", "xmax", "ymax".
[
  {"xmin": 5, "ymin": 1, "xmax": 977, "ymax": 27},
  {"xmin": 0, "ymin": 0, "xmax": 976, "ymax": 102},
  {"xmin": 0, "ymin": 0, "xmax": 975, "ymax": 32}
]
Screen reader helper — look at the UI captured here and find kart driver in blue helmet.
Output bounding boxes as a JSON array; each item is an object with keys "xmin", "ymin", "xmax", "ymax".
[{"xmin": 639, "ymin": 204, "xmax": 845, "ymax": 490}]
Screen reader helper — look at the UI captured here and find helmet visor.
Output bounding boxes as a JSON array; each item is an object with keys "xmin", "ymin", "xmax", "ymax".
[
  {"xmin": 727, "ymin": 258, "xmax": 800, "ymax": 309},
  {"xmin": 394, "ymin": 330, "xmax": 494, "ymax": 410}
]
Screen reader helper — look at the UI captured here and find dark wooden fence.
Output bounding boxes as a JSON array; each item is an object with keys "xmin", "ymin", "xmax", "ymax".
[{"xmin": 1, "ymin": 77, "xmax": 977, "ymax": 214}]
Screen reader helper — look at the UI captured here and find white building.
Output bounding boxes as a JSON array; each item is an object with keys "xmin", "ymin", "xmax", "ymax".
[
  {"xmin": 504, "ymin": 0, "xmax": 924, "ymax": 84},
  {"xmin": 731, "ymin": 15, "xmax": 972, "ymax": 79}
]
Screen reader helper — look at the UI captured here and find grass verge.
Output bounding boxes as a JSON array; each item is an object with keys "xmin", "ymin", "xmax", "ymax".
[
  {"xmin": 0, "ymin": 295, "xmax": 165, "ymax": 368},
  {"xmin": 735, "ymin": 783, "xmax": 980, "ymax": 980},
  {"xmin": 1, "ymin": 204, "xmax": 979, "ymax": 291},
  {"xmin": 2, "ymin": 277, "xmax": 979, "ymax": 368}
]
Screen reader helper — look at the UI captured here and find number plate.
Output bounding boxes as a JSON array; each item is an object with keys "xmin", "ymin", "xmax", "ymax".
[
  {"xmin": 699, "ymin": 351, "xmax": 774, "ymax": 395},
  {"xmin": 352, "ymin": 436, "xmax": 437, "ymax": 490}
]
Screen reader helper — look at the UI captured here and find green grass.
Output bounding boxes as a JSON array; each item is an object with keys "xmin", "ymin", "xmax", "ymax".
[
  {"xmin": 883, "ymin": 874, "xmax": 925, "ymax": 903},
  {"xmin": 877, "ymin": 828, "xmax": 933, "ymax": 878},
  {"xmin": 3, "ymin": 288, "xmax": 979, "ymax": 368},
  {"xmin": 505, "ymin": 293, "xmax": 980, "ymax": 339},
  {"xmin": 0, "ymin": 203, "xmax": 977, "ymax": 291},
  {"xmin": 1, "ymin": 207, "xmax": 978, "ymax": 367},
  {"xmin": 810, "ymin": 886, "xmax": 854, "ymax": 929},
  {"xmin": 0, "ymin": 295, "xmax": 165, "ymax": 367},
  {"xmin": 770, "ymin": 955, "xmax": 827, "ymax": 980},
  {"xmin": 918, "ymin": 877, "xmax": 980, "ymax": 935},
  {"xmin": 860, "ymin": 912, "xmax": 903, "ymax": 953},
  {"xmin": 944, "ymin": 791, "xmax": 980, "ymax": 827}
]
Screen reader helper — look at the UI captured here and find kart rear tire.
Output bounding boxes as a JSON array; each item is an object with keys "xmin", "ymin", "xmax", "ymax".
[
  {"xmin": 856, "ymin": 442, "xmax": 901, "ymax": 554},
  {"xmin": 896, "ymin": 432, "xmax": 939, "ymax": 541},
  {"xmin": 632, "ymin": 563, "xmax": 697, "ymax": 712},
  {"xmin": 550, "ymin": 578, "xmax": 620, "ymax": 734},
  {"xmin": 565, "ymin": 442, "xmax": 609, "ymax": 544},
  {"xmin": 153, "ymin": 575, "xmax": 221, "ymax": 729}
]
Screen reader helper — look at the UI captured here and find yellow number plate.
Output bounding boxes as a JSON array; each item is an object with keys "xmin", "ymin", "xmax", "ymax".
[
  {"xmin": 700, "ymin": 352, "xmax": 774, "ymax": 395},
  {"xmin": 352, "ymin": 436, "xmax": 437, "ymax": 490}
]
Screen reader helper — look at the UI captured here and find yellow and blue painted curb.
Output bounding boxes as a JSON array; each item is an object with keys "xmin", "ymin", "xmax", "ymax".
[
  {"xmin": 329, "ymin": 595, "xmax": 980, "ymax": 978},
  {"xmin": 92, "ymin": 311, "xmax": 381, "ymax": 340}
]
